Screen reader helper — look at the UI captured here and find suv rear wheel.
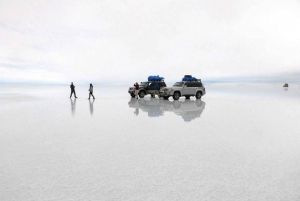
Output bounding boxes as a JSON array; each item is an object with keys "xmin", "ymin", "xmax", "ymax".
[
  {"xmin": 196, "ymin": 91, "xmax": 202, "ymax": 99},
  {"xmin": 139, "ymin": 91, "xmax": 145, "ymax": 98},
  {"xmin": 130, "ymin": 93, "xmax": 135, "ymax": 98},
  {"xmin": 173, "ymin": 92, "xmax": 180, "ymax": 100}
]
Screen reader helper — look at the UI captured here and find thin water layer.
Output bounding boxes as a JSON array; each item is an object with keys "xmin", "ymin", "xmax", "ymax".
[{"xmin": 0, "ymin": 84, "xmax": 300, "ymax": 200}]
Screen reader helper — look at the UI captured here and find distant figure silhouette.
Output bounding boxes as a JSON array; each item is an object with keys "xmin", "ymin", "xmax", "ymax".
[
  {"xmin": 70, "ymin": 82, "xmax": 78, "ymax": 98},
  {"xmin": 153, "ymin": 82, "xmax": 160, "ymax": 98},
  {"xmin": 134, "ymin": 82, "xmax": 139, "ymax": 99},
  {"xmin": 88, "ymin": 83, "xmax": 95, "ymax": 99}
]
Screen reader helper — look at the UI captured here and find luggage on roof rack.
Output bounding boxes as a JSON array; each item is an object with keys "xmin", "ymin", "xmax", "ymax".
[
  {"xmin": 182, "ymin": 76, "xmax": 197, "ymax": 82},
  {"xmin": 148, "ymin": 75, "xmax": 164, "ymax": 82},
  {"xmin": 184, "ymin": 75, "xmax": 192, "ymax": 78}
]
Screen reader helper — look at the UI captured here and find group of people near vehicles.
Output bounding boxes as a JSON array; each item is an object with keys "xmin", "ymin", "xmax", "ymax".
[{"xmin": 70, "ymin": 82, "xmax": 95, "ymax": 100}]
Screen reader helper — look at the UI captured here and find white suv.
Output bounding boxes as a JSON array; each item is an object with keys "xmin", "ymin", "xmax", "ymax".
[{"xmin": 160, "ymin": 80, "xmax": 206, "ymax": 100}]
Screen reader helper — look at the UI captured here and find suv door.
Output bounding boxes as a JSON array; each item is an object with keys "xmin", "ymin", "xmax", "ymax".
[
  {"xmin": 184, "ymin": 82, "xmax": 196, "ymax": 95},
  {"xmin": 190, "ymin": 82, "xmax": 199, "ymax": 95},
  {"xmin": 146, "ymin": 82, "xmax": 155, "ymax": 95}
]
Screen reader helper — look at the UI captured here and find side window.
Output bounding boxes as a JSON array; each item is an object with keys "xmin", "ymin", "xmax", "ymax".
[
  {"xmin": 148, "ymin": 82, "xmax": 154, "ymax": 89},
  {"xmin": 159, "ymin": 82, "xmax": 166, "ymax": 87},
  {"xmin": 187, "ymin": 82, "xmax": 200, "ymax": 87},
  {"xmin": 195, "ymin": 83, "xmax": 201, "ymax": 87},
  {"xmin": 186, "ymin": 82, "xmax": 193, "ymax": 87}
]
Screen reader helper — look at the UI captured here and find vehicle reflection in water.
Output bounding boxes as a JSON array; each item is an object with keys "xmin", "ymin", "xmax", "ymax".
[{"xmin": 128, "ymin": 98, "xmax": 206, "ymax": 122}]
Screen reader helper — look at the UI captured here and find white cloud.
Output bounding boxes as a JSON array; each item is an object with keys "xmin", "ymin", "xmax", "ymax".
[{"xmin": 1, "ymin": 0, "xmax": 300, "ymax": 84}]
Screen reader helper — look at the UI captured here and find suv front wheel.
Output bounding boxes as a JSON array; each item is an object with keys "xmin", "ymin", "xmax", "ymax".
[
  {"xmin": 173, "ymin": 92, "xmax": 180, "ymax": 100},
  {"xmin": 139, "ymin": 91, "xmax": 145, "ymax": 98},
  {"xmin": 196, "ymin": 91, "xmax": 202, "ymax": 99}
]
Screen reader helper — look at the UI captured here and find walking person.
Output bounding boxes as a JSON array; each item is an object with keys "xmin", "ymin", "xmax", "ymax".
[
  {"xmin": 88, "ymin": 83, "xmax": 95, "ymax": 99},
  {"xmin": 134, "ymin": 82, "xmax": 139, "ymax": 99},
  {"xmin": 70, "ymin": 82, "xmax": 78, "ymax": 98}
]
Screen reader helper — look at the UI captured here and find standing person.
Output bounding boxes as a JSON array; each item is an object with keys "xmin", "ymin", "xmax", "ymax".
[
  {"xmin": 70, "ymin": 82, "xmax": 78, "ymax": 98},
  {"xmin": 153, "ymin": 82, "xmax": 160, "ymax": 98},
  {"xmin": 134, "ymin": 82, "xmax": 139, "ymax": 99},
  {"xmin": 88, "ymin": 83, "xmax": 95, "ymax": 99}
]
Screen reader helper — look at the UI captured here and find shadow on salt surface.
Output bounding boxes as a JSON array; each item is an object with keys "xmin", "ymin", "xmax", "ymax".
[{"xmin": 128, "ymin": 98, "xmax": 206, "ymax": 122}]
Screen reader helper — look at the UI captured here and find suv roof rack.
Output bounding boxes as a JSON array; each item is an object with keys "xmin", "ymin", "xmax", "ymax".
[{"xmin": 148, "ymin": 75, "xmax": 164, "ymax": 82}]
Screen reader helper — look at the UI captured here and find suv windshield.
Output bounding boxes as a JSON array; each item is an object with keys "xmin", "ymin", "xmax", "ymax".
[
  {"xmin": 140, "ymin": 82, "xmax": 148, "ymax": 87},
  {"xmin": 173, "ymin": 82, "xmax": 184, "ymax": 87}
]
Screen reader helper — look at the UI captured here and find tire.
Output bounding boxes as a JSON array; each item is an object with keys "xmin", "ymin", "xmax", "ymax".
[
  {"xmin": 185, "ymin": 96, "xmax": 190, "ymax": 99},
  {"xmin": 139, "ymin": 91, "xmax": 145, "ymax": 98},
  {"xmin": 163, "ymin": 96, "xmax": 169, "ymax": 100},
  {"xmin": 196, "ymin": 91, "xmax": 202, "ymax": 99},
  {"xmin": 130, "ymin": 93, "xmax": 135, "ymax": 98},
  {"xmin": 173, "ymin": 92, "xmax": 180, "ymax": 100}
]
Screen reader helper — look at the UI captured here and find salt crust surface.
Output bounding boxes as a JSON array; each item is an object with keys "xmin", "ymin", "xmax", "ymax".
[{"xmin": 0, "ymin": 84, "xmax": 300, "ymax": 201}]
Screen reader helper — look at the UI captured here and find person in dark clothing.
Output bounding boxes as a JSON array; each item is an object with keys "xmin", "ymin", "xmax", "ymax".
[
  {"xmin": 153, "ymin": 82, "xmax": 160, "ymax": 98},
  {"xmin": 88, "ymin": 83, "xmax": 95, "ymax": 100},
  {"xmin": 70, "ymin": 82, "xmax": 78, "ymax": 98},
  {"xmin": 134, "ymin": 82, "xmax": 139, "ymax": 99}
]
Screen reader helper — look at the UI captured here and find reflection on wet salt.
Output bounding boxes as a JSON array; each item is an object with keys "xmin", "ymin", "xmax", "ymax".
[
  {"xmin": 134, "ymin": 108, "xmax": 139, "ymax": 116},
  {"xmin": 1, "ymin": 85, "xmax": 300, "ymax": 201},
  {"xmin": 128, "ymin": 98, "xmax": 206, "ymax": 122},
  {"xmin": 89, "ymin": 99, "xmax": 94, "ymax": 116},
  {"xmin": 70, "ymin": 98, "xmax": 76, "ymax": 116}
]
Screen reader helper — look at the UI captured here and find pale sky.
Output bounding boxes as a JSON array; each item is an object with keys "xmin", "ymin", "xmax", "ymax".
[{"xmin": 1, "ymin": 0, "xmax": 300, "ymax": 84}]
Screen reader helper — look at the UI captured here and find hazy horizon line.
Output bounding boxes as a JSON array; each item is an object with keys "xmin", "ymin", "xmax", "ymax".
[{"xmin": 1, "ymin": 76, "xmax": 299, "ymax": 86}]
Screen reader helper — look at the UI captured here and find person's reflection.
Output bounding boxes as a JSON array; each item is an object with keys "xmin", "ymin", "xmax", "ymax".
[
  {"xmin": 134, "ymin": 108, "xmax": 139, "ymax": 116},
  {"xmin": 70, "ymin": 98, "xmax": 76, "ymax": 116},
  {"xmin": 89, "ymin": 99, "xmax": 94, "ymax": 116},
  {"xmin": 134, "ymin": 100, "xmax": 139, "ymax": 116}
]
